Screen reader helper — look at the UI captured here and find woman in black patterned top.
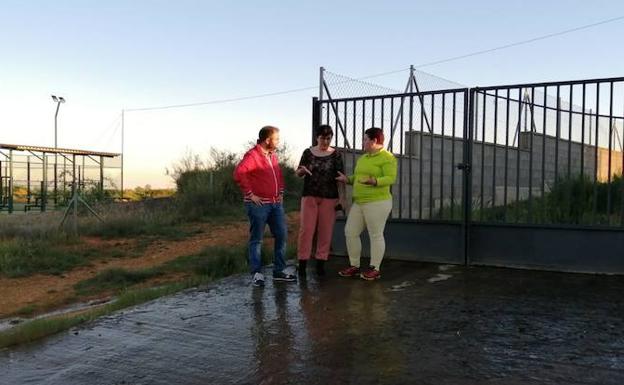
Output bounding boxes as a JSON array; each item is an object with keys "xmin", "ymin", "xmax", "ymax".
[{"xmin": 295, "ymin": 125, "xmax": 345, "ymax": 276}]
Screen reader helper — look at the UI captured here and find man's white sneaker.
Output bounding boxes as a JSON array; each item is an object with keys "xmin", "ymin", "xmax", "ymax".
[{"xmin": 252, "ymin": 272, "xmax": 265, "ymax": 287}]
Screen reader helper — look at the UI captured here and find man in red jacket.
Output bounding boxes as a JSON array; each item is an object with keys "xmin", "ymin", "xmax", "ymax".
[{"xmin": 233, "ymin": 126, "xmax": 296, "ymax": 286}]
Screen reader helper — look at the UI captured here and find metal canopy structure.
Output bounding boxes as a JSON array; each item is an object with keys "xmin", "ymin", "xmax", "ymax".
[
  {"xmin": 0, "ymin": 143, "xmax": 121, "ymax": 214},
  {"xmin": 0, "ymin": 143, "xmax": 119, "ymax": 158}
]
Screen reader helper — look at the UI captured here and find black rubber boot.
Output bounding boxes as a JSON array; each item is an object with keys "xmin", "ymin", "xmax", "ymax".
[
  {"xmin": 316, "ymin": 260, "xmax": 325, "ymax": 276},
  {"xmin": 298, "ymin": 260, "xmax": 307, "ymax": 277}
]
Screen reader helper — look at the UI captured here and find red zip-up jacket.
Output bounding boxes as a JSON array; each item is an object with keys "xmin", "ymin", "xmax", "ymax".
[{"xmin": 233, "ymin": 144, "xmax": 285, "ymax": 203}]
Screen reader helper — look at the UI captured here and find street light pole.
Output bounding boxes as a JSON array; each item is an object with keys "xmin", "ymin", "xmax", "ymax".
[
  {"xmin": 121, "ymin": 109, "xmax": 125, "ymax": 201},
  {"xmin": 51, "ymin": 95, "xmax": 65, "ymax": 205},
  {"xmin": 51, "ymin": 95, "xmax": 65, "ymax": 148}
]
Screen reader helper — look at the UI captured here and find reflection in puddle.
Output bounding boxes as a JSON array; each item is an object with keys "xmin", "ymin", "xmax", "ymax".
[{"xmin": 427, "ymin": 274, "xmax": 453, "ymax": 283}]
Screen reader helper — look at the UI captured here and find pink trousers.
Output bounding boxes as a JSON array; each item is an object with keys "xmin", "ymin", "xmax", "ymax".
[{"xmin": 297, "ymin": 196, "xmax": 338, "ymax": 261}]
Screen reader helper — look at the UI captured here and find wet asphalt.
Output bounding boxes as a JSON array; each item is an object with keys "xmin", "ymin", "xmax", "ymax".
[{"xmin": 1, "ymin": 257, "xmax": 624, "ymax": 385}]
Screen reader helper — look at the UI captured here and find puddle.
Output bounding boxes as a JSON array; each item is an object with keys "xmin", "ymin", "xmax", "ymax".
[
  {"xmin": 388, "ymin": 280, "xmax": 415, "ymax": 292},
  {"xmin": 427, "ymin": 273, "xmax": 453, "ymax": 283},
  {"xmin": 438, "ymin": 264, "xmax": 456, "ymax": 272},
  {"xmin": 2, "ymin": 259, "xmax": 624, "ymax": 384}
]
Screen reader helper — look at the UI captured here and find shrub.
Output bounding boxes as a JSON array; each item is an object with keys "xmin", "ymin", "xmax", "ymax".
[{"xmin": 172, "ymin": 146, "xmax": 302, "ymax": 220}]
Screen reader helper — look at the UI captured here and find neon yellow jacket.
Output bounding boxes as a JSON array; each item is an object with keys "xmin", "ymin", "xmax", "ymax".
[{"xmin": 347, "ymin": 149, "xmax": 397, "ymax": 204}]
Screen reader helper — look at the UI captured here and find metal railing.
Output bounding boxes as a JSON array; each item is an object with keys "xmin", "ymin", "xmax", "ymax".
[{"xmin": 316, "ymin": 74, "xmax": 624, "ymax": 228}]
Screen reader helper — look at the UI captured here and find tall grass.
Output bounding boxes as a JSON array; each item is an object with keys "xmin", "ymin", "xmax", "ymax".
[
  {"xmin": 438, "ymin": 174, "xmax": 624, "ymax": 225},
  {"xmin": 82, "ymin": 200, "xmax": 187, "ymax": 239},
  {"xmin": 0, "ymin": 200, "xmax": 183, "ymax": 241},
  {"xmin": 490, "ymin": 175, "xmax": 623, "ymax": 224},
  {"xmin": 0, "ymin": 238, "xmax": 130, "ymax": 278},
  {"xmin": 0, "ymin": 238, "xmax": 82, "ymax": 277},
  {"xmin": 71, "ymin": 243, "xmax": 297, "ymax": 297},
  {"xmin": 0, "ymin": 200, "xmax": 188, "ymax": 278},
  {"xmin": 73, "ymin": 268, "xmax": 163, "ymax": 295},
  {"xmin": 0, "ymin": 212, "xmax": 65, "ymax": 240}
]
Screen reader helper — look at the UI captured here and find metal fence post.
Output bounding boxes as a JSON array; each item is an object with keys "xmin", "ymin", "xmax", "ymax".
[
  {"xmin": 312, "ymin": 97, "xmax": 320, "ymax": 146},
  {"xmin": 461, "ymin": 89, "xmax": 475, "ymax": 266}
]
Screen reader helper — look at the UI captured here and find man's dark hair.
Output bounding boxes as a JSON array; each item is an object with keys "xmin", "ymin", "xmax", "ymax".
[{"xmin": 257, "ymin": 126, "xmax": 279, "ymax": 144}]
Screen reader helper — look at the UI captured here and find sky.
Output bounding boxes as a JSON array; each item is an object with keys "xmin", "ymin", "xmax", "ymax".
[{"xmin": 1, "ymin": 0, "xmax": 624, "ymax": 188}]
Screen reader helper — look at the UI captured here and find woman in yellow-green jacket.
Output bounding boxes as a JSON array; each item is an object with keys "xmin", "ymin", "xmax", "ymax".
[{"xmin": 335, "ymin": 127, "xmax": 397, "ymax": 280}]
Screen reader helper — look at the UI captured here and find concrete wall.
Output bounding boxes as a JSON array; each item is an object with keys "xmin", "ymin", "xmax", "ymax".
[
  {"xmin": 340, "ymin": 129, "xmax": 623, "ymax": 221},
  {"xmin": 341, "ymin": 131, "xmax": 605, "ymax": 219}
]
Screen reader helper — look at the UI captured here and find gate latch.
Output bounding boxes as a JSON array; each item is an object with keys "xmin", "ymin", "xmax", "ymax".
[{"xmin": 456, "ymin": 163, "xmax": 471, "ymax": 172}]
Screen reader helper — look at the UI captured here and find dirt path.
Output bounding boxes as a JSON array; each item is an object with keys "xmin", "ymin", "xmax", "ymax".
[{"xmin": 0, "ymin": 212, "xmax": 300, "ymax": 319}]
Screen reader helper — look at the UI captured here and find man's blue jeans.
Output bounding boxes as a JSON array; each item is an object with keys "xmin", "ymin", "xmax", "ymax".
[{"xmin": 245, "ymin": 202, "xmax": 287, "ymax": 275}]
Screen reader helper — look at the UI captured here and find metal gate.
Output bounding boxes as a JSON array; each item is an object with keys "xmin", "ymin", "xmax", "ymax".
[{"xmin": 317, "ymin": 69, "xmax": 624, "ymax": 273}]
